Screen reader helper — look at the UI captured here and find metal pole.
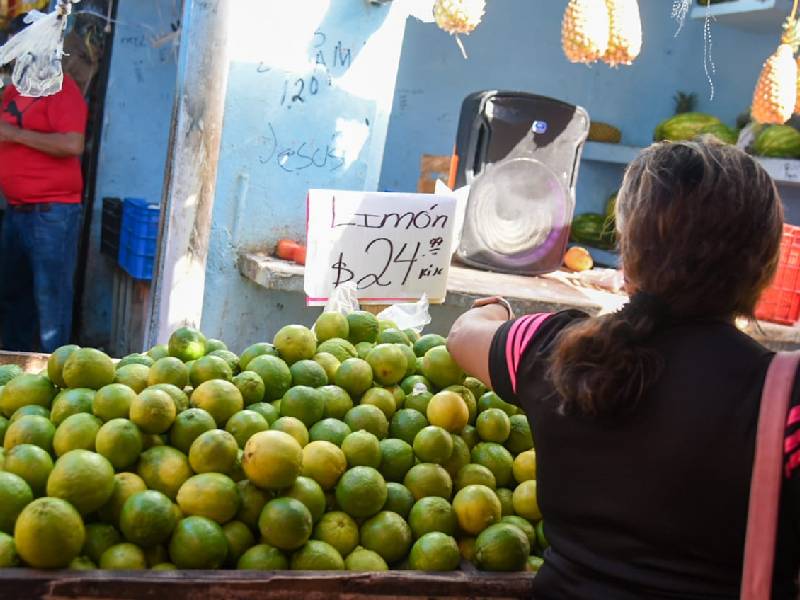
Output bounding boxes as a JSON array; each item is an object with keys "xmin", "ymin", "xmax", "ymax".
[{"xmin": 145, "ymin": 0, "xmax": 230, "ymax": 348}]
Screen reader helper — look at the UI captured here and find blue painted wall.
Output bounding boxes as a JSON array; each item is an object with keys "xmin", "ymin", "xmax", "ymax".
[
  {"xmin": 379, "ymin": 0, "xmax": 782, "ymax": 221},
  {"xmin": 80, "ymin": 0, "xmax": 179, "ymax": 347},
  {"xmin": 200, "ymin": 0, "xmax": 412, "ymax": 349}
]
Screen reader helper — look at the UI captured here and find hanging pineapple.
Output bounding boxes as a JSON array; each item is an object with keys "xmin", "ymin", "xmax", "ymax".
[
  {"xmin": 562, "ymin": 0, "xmax": 610, "ymax": 64},
  {"xmin": 433, "ymin": 0, "xmax": 486, "ymax": 35},
  {"xmin": 751, "ymin": 15, "xmax": 799, "ymax": 125},
  {"xmin": 603, "ymin": 0, "xmax": 642, "ymax": 67}
]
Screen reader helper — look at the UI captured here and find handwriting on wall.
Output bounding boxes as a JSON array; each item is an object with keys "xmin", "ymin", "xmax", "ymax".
[
  {"xmin": 305, "ymin": 191, "xmax": 457, "ymax": 304},
  {"xmin": 258, "ymin": 123, "xmax": 346, "ymax": 174}
]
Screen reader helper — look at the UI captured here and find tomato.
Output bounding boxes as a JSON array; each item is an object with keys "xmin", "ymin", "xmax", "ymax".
[{"xmin": 276, "ymin": 239, "xmax": 301, "ymax": 261}]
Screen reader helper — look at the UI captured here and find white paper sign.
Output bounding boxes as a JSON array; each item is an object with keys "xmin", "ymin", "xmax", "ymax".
[{"xmin": 305, "ymin": 190, "xmax": 457, "ymax": 306}]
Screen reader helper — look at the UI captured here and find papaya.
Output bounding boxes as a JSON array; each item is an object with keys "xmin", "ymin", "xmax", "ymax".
[{"xmin": 753, "ymin": 125, "xmax": 800, "ymax": 159}]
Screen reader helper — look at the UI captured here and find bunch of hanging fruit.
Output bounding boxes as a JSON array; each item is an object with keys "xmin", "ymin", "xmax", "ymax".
[
  {"xmin": 751, "ymin": 1, "xmax": 800, "ymax": 125},
  {"xmin": 561, "ymin": 0, "xmax": 642, "ymax": 67}
]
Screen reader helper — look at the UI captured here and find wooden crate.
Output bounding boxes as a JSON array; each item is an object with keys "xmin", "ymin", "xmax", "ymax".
[
  {"xmin": 0, "ymin": 351, "xmax": 50, "ymax": 373},
  {"xmin": 0, "ymin": 569, "xmax": 536, "ymax": 600}
]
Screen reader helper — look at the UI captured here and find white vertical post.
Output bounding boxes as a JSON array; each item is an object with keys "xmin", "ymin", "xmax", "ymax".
[{"xmin": 145, "ymin": 0, "xmax": 230, "ymax": 347}]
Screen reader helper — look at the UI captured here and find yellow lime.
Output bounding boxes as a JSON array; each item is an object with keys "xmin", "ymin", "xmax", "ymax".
[
  {"xmin": 341, "ymin": 430, "xmax": 382, "ymax": 468},
  {"xmin": 93, "ymin": 384, "xmax": 136, "ymax": 422},
  {"xmin": 47, "ymin": 344, "xmax": 80, "ymax": 388},
  {"xmin": 427, "ymin": 391, "xmax": 469, "ymax": 433},
  {"xmin": 189, "ymin": 355, "xmax": 233, "ymax": 387},
  {"xmin": 100, "ymin": 543, "xmax": 147, "ymax": 569},
  {"xmin": 130, "ymin": 389, "xmax": 176, "ymax": 434},
  {"xmin": 361, "ymin": 387, "xmax": 397, "ymax": 419},
  {"xmin": 137, "ymin": 446, "xmax": 193, "ymax": 500},
  {"xmin": 271, "ymin": 416, "xmax": 309, "ymax": 447},
  {"xmin": 315, "ymin": 311, "xmax": 350, "ymax": 343},
  {"xmin": 114, "ymin": 363, "xmax": 150, "ymax": 393},
  {"xmin": 345, "ymin": 546, "xmax": 388, "ymax": 571},
  {"xmin": 63, "ymin": 348, "xmax": 115, "ymax": 390},
  {"xmin": 513, "ymin": 450, "xmax": 537, "ymax": 483},
  {"xmin": 177, "ymin": 473, "xmax": 240, "ymax": 524},
  {"xmin": 456, "ymin": 464, "xmax": 496, "ymax": 491},
  {"xmin": 242, "ymin": 430, "xmax": 303, "ymax": 490},
  {"xmin": 191, "ymin": 379, "xmax": 244, "ymax": 426},
  {"xmin": 313, "ymin": 352, "xmax": 340, "ymax": 382},
  {"xmin": 452, "ymin": 484, "xmax": 502, "ymax": 536},
  {"xmin": 3, "ymin": 415, "xmax": 55, "ymax": 453},
  {"xmin": 274, "ymin": 324, "xmax": 317, "ymax": 365},
  {"xmin": 14, "ymin": 497, "xmax": 85, "ymax": 568},
  {"xmin": 147, "ymin": 357, "xmax": 189, "ymax": 389},
  {"xmin": 512, "ymin": 480, "xmax": 541, "ymax": 521},
  {"xmin": 476, "ymin": 408, "xmax": 511, "ymax": 443},
  {"xmin": 50, "ymin": 388, "xmax": 95, "ymax": 426},
  {"xmin": 403, "ymin": 463, "xmax": 452, "ymax": 501},
  {"xmin": 47, "ymin": 449, "xmax": 115, "ymax": 515},
  {"xmin": 117, "ymin": 353, "xmax": 154, "ymax": 369},
  {"xmin": 53, "ymin": 413, "xmax": 101, "ymax": 456},
  {"xmin": 188, "ymin": 428, "xmax": 238, "ymax": 474},
  {"xmin": 1, "ymin": 373, "xmax": 56, "ymax": 418},
  {"xmin": 313, "ymin": 511, "xmax": 359, "ymax": 557},
  {"xmin": 319, "ymin": 386, "xmax": 353, "ymax": 420},
  {"xmin": 344, "ymin": 404, "xmax": 388, "ymax": 440},
  {"xmin": 366, "ymin": 344, "xmax": 408, "ymax": 386},
  {"xmin": 301, "ymin": 440, "xmax": 347, "ymax": 490},
  {"xmin": 2, "ymin": 444, "xmax": 52, "ymax": 496},
  {"xmin": 315, "ymin": 338, "xmax": 357, "ymax": 363}
]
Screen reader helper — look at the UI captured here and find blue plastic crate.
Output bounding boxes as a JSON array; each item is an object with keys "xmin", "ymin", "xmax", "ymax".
[{"xmin": 118, "ymin": 197, "xmax": 160, "ymax": 280}]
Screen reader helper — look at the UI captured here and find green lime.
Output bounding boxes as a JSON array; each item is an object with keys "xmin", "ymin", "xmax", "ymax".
[
  {"xmin": 382, "ymin": 482, "xmax": 415, "ymax": 518},
  {"xmin": 315, "ymin": 338, "xmax": 357, "ymax": 363},
  {"xmin": 239, "ymin": 342, "xmax": 279, "ymax": 371},
  {"xmin": 93, "ymin": 384, "xmax": 137, "ymax": 422},
  {"xmin": 246, "ymin": 355, "xmax": 292, "ymax": 401},
  {"xmin": 471, "ymin": 443, "xmax": 514, "ymax": 487},
  {"xmin": 168, "ymin": 516, "xmax": 228, "ymax": 569},
  {"xmin": 53, "ymin": 413, "xmax": 101, "ymax": 456},
  {"xmin": 237, "ymin": 543, "xmax": 288, "ymax": 569},
  {"xmin": 456, "ymin": 464, "xmax": 497, "ymax": 491},
  {"xmin": 14, "ymin": 497, "xmax": 85, "ymax": 568},
  {"xmin": 474, "ymin": 523, "xmax": 530, "ymax": 572},
  {"xmin": 335, "ymin": 358, "xmax": 374, "ymax": 398},
  {"xmin": 280, "ymin": 385, "xmax": 325, "ymax": 428},
  {"xmin": 3, "ymin": 415, "xmax": 55, "ymax": 453},
  {"xmin": 2, "ymin": 444, "xmax": 53, "ymax": 496},
  {"xmin": 225, "ymin": 410, "xmax": 270, "ymax": 448},
  {"xmin": 285, "ymin": 475, "xmax": 327, "ymax": 523},
  {"xmin": 313, "ymin": 511, "xmax": 359, "ymax": 557},
  {"xmin": 378, "ymin": 438, "xmax": 415, "ymax": 482},
  {"xmin": 274, "ymin": 325, "xmax": 317, "ymax": 365},
  {"xmin": 413, "ymin": 334, "xmax": 446, "ymax": 358},
  {"xmin": 403, "ymin": 463, "xmax": 452, "ymax": 501},
  {"xmin": 344, "ymin": 404, "xmax": 388, "ymax": 440},
  {"xmin": 120, "ymin": 490, "xmax": 177, "ymax": 547},
  {"xmin": 335, "ymin": 466, "xmax": 387, "ymax": 519},
  {"xmin": 168, "ymin": 327, "xmax": 208, "ymax": 362},
  {"xmin": 176, "ymin": 473, "xmax": 240, "ymax": 524},
  {"xmin": 130, "ymin": 389, "xmax": 176, "ymax": 435},
  {"xmin": 409, "ymin": 531, "xmax": 460, "ymax": 571},
  {"xmin": 290, "ymin": 539, "xmax": 344, "ymax": 570},
  {"xmin": 309, "ymin": 418, "xmax": 351, "ymax": 446},
  {"xmin": 188, "ymin": 428, "xmax": 238, "ymax": 474},
  {"xmin": 361, "ymin": 387, "xmax": 397, "ymax": 419},
  {"xmin": 235, "ymin": 480, "xmax": 270, "ymax": 531},
  {"xmin": 63, "ymin": 348, "xmax": 115, "ymax": 390},
  {"xmin": 505, "ymin": 415, "xmax": 534, "ymax": 455},
  {"xmin": 315, "ymin": 312, "xmax": 350, "ymax": 343},
  {"xmin": 270, "ymin": 416, "xmax": 309, "ymax": 447},
  {"xmin": 10, "ymin": 405, "xmax": 50, "ymax": 422},
  {"xmin": 360, "ymin": 511, "xmax": 412, "ymax": 564},
  {"xmin": 189, "ymin": 355, "xmax": 233, "ymax": 387},
  {"xmin": 232, "ymin": 371, "xmax": 266, "ymax": 405},
  {"xmin": 114, "ymin": 363, "xmax": 150, "ymax": 393},
  {"xmin": 341, "ymin": 430, "xmax": 382, "ymax": 469},
  {"xmin": 319, "ymin": 385, "xmax": 353, "ymax": 420},
  {"xmin": 223, "ymin": 520, "xmax": 255, "ymax": 566},
  {"xmin": 137, "ymin": 446, "xmax": 193, "ymax": 500},
  {"xmin": 247, "ymin": 402, "xmax": 279, "ymax": 425},
  {"xmin": 345, "ymin": 546, "xmax": 388, "ymax": 571},
  {"xmin": 147, "ymin": 357, "xmax": 189, "ymax": 389},
  {"xmin": 0, "ymin": 471, "xmax": 33, "ymax": 533},
  {"xmin": 412, "ymin": 426, "xmax": 454, "ymax": 464},
  {"xmin": 258, "ymin": 497, "xmax": 313, "ymax": 551},
  {"xmin": 476, "ymin": 408, "xmax": 511, "ymax": 443},
  {"xmin": 191, "ymin": 380, "xmax": 244, "ymax": 426},
  {"xmin": 1, "ymin": 373, "xmax": 56, "ymax": 418},
  {"xmin": 0, "ymin": 532, "xmax": 19, "ymax": 567},
  {"xmin": 169, "ymin": 408, "xmax": 217, "ymax": 454}
]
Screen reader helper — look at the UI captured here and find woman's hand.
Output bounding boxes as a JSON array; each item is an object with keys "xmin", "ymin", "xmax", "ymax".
[{"xmin": 447, "ymin": 297, "xmax": 515, "ymax": 389}]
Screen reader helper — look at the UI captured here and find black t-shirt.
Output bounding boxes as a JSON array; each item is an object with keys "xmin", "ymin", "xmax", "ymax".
[{"xmin": 489, "ymin": 310, "xmax": 800, "ymax": 599}]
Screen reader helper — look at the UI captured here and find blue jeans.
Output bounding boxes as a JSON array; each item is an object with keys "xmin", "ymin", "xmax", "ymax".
[{"xmin": 0, "ymin": 203, "xmax": 82, "ymax": 353}]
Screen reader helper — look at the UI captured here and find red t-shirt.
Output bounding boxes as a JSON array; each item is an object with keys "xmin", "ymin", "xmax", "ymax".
[{"xmin": 0, "ymin": 75, "xmax": 88, "ymax": 205}]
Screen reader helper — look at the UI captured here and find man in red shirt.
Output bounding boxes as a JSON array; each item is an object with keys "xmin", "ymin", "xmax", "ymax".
[{"xmin": 0, "ymin": 14, "xmax": 88, "ymax": 352}]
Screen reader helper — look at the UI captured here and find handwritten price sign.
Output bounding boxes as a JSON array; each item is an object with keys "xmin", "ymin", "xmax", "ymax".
[{"xmin": 304, "ymin": 190, "xmax": 457, "ymax": 306}]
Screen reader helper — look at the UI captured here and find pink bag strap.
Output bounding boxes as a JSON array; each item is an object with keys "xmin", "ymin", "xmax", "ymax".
[{"xmin": 741, "ymin": 351, "xmax": 800, "ymax": 600}]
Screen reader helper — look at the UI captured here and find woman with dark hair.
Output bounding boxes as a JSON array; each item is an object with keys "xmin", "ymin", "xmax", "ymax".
[{"xmin": 447, "ymin": 139, "xmax": 798, "ymax": 598}]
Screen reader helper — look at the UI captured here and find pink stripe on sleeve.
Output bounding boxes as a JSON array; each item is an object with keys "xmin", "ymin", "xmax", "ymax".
[
  {"xmin": 505, "ymin": 313, "xmax": 552, "ymax": 394},
  {"xmin": 788, "ymin": 406, "xmax": 800, "ymax": 428}
]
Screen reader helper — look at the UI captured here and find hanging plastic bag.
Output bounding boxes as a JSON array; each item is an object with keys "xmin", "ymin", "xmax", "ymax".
[
  {"xmin": 323, "ymin": 282, "xmax": 360, "ymax": 316},
  {"xmin": 376, "ymin": 294, "xmax": 431, "ymax": 334},
  {"xmin": 0, "ymin": 1, "xmax": 77, "ymax": 97}
]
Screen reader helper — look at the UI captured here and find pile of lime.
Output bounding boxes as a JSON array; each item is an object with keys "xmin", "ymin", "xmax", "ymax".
[{"xmin": 0, "ymin": 312, "xmax": 543, "ymax": 573}]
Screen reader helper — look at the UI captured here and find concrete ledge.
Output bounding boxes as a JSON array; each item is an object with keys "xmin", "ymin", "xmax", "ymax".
[{"xmin": 237, "ymin": 251, "xmax": 800, "ymax": 351}]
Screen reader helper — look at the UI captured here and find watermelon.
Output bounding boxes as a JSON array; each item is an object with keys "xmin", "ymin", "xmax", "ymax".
[
  {"xmin": 698, "ymin": 123, "xmax": 739, "ymax": 145},
  {"xmin": 570, "ymin": 214, "xmax": 617, "ymax": 251},
  {"xmin": 753, "ymin": 125, "xmax": 800, "ymax": 159},
  {"xmin": 654, "ymin": 113, "xmax": 722, "ymax": 142}
]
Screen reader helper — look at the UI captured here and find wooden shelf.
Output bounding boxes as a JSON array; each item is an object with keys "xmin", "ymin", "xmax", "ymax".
[
  {"xmin": 690, "ymin": 0, "xmax": 793, "ymax": 33},
  {"xmin": 582, "ymin": 142, "xmax": 800, "ymax": 186}
]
